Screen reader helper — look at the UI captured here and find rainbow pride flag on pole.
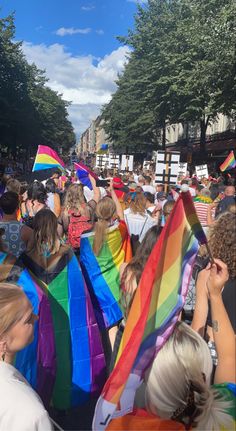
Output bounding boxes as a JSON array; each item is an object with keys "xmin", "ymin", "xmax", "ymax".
[
  {"xmin": 32, "ymin": 145, "xmax": 65, "ymax": 172},
  {"xmin": 220, "ymin": 151, "xmax": 236, "ymax": 172},
  {"xmin": 80, "ymin": 221, "xmax": 132, "ymax": 329},
  {"xmin": 93, "ymin": 190, "xmax": 207, "ymax": 430}
]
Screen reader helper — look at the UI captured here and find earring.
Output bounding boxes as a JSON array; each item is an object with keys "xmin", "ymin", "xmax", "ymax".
[{"xmin": 1, "ymin": 352, "xmax": 6, "ymax": 362}]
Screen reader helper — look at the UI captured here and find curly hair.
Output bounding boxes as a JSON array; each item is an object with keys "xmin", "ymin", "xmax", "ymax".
[
  {"xmin": 208, "ymin": 212, "xmax": 236, "ymax": 279},
  {"xmin": 63, "ymin": 183, "xmax": 86, "ymax": 214}
]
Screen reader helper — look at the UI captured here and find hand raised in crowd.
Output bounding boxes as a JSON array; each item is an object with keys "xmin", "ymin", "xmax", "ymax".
[{"xmin": 206, "ymin": 259, "xmax": 229, "ymax": 298}]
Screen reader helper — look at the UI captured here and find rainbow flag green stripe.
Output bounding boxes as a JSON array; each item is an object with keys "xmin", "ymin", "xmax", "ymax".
[{"xmin": 80, "ymin": 221, "xmax": 132, "ymax": 329}]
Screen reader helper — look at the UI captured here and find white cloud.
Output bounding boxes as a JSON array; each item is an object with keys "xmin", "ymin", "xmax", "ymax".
[
  {"xmin": 55, "ymin": 27, "xmax": 91, "ymax": 36},
  {"xmin": 22, "ymin": 42, "xmax": 130, "ymax": 137},
  {"xmin": 81, "ymin": 5, "xmax": 95, "ymax": 11},
  {"xmin": 127, "ymin": 0, "xmax": 148, "ymax": 3},
  {"xmin": 96, "ymin": 29, "xmax": 104, "ymax": 35}
]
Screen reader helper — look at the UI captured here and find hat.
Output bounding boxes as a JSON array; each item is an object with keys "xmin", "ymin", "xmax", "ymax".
[
  {"xmin": 128, "ymin": 182, "xmax": 137, "ymax": 191},
  {"xmin": 113, "ymin": 177, "xmax": 124, "ymax": 188}
]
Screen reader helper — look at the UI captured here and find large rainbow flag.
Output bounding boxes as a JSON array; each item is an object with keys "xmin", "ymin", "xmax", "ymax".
[
  {"xmin": 220, "ymin": 150, "xmax": 236, "ymax": 172},
  {"xmin": 32, "ymin": 145, "xmax": 65, "ymax": 172},
  {"xmin": 80, "ymin": 221, "xmax": 132, "ymax": 329},
  {"xmin": 93, "ymin": 190, "xmax": 207, "ymax": 430},
  {"xmin": 0, "ymin": 252, "xmax": 56, "ymax": 407},
  {"xmin": 19, "ymin": 248, "xmax": 106, "ymax": 410},
  {"xmin": 0, "ymin": 246, "xmax": 105, "ymax": 410}
]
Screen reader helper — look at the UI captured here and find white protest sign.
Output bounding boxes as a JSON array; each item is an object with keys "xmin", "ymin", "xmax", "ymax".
[
  {"xmin": 96, "ymin": 154, "xmax": 110, "ymax": 169},
  {"xmin": 155, "ymin": 151, "xmax": 180, "ymax": 185},
  {"xmin": 108, "ymin": 154, "xmax": 120, "ymax": 169},
  {"xmin": 178, "ymin": 162, "xmax": 188, "ymax": 178},
  {"xmin": 121, "ymin": 155, "xmax": 134, "ymax": 172},
  {"xmin": 195, "ymin": 164, "xmax": 208, "ymax": 179}
]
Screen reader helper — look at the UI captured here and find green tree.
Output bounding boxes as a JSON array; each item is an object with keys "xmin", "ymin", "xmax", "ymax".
[
  {"xmin": 0, "ymin": 13, "xmax": 76, "ymax": 157},
  {"xmin": 102, "ymin": 0, "xmax": 236, "ymax": 153}
]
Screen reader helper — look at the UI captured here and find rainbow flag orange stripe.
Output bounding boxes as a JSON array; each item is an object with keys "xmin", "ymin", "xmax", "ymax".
[
  {"xmin": 93, "ymin": 190, "xmax": 207, "ymax": 430},
  {"xmin": 32, "ymin": 145, "xmax": 65, "ymax": 172},
  {"xmin": 220, "ymin": 151, "xmax": 236, "ymax": 172}
]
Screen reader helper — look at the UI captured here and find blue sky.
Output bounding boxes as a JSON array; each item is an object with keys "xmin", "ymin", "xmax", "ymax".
[{"xmin": 1, "ymin": 0, "xmax": 147, "ymax": 137}]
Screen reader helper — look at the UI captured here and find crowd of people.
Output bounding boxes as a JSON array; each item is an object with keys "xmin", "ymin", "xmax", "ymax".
[{"xmin": 0, "ymin": 161, "xmax": 235, "ymax": 430}]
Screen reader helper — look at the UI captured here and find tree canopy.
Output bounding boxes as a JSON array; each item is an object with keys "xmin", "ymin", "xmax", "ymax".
[
  {"xmin": 102, "ymin": 0, "xmax": 236, "ymax": 152},
  {"xmin": 0, "ymin": 13, "xmax": 76, "ymax": 157}
]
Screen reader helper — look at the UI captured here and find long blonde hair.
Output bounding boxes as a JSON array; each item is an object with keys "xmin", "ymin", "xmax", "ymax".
[
  {"xmin": 145, "ymin": 322, "xmax": 233, "ymax": 430},
  {"xmin": 0, "ymin": 283, "xmax": 27, "ymax": 337},
  {"xmin": 63, "ymin": 183, "xmax": 87, "ymax": 215},
  {"xmin": 33, "ymin": 209, "xmax": 60, "ymax": 255},
  {"xmin": 93, "ymin": 197, "xmax": 116, "ymax": 256}
]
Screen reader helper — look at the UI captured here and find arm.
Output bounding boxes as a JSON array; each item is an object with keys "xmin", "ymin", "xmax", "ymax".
[
  {"xmin": 109, "ymin": 180, "xmax": 124, "ymax": 220},
  {"xmin": 191, "ymin": 269, "xmax": 209, "ymax": 337},
  {"xmin": 89, "ymin": 174, "xmax": 101, "ymax": 203},
  {"xmin": 54, "ymin": 193, "xmax": 61, "ymax": 218},
  {"xmin": 207, "ymin": 203, "xmax": 216, "ymax": 226},
  {"xmin": 207, "ymin": 259, "xmax": 236, "ymax": 384},
  {"xmin": 21, "ymin": 225, "xmax": 34, "ymax": 250}
]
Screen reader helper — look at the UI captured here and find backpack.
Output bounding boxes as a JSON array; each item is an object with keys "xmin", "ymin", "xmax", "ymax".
[{"xmin": 68, "ymin": 210, "xmax": 92, "ymax": 249}]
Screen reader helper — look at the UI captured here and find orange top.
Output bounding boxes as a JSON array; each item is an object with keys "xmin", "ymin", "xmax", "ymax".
[{"xmin": 107, "ymin": 409, "xmax": 186, "ymax": 431}]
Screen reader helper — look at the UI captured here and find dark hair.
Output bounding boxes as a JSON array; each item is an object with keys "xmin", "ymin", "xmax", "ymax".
[
  {"xmin": 0, "ymin": 191, "xmax": 19, "ymax": 214},
  {"xmin": 144, "ymin": 192, "xmax": 154, "ymax": 204},
  {"xmin": 45, "ymin": 179, "xmax": 56, "ymax": 193},
  {"xmin": 20, "ymin": 181, "xmax": 28, "ymax": 195},
  {"xmin": 144, "ymin": 176, "xmax": 151, "ymax": 184},
  {"xmin": 27, "ymin": 182, "xmax": 47, "ymax": 204}
]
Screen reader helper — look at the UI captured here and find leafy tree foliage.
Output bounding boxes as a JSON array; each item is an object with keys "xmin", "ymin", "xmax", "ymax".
[
  {"xmin": 0, "ymin": 13, "xmax": 75, "ymax": 157},
  {"xmin": 102, "ymin": 0, "xmax": 236, "ymax": 152}
]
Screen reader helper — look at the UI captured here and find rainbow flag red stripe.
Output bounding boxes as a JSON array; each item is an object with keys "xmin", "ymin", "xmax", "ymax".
[
  {"xmin": 220, "ymin": 151, "xmax": 236, "ymax": 172},
  {"xmin": 93, "ymin": 191, "xmax": 207, "ymax": 430},
  {"xmin": 32, "ymin": 145, "xmax": 65, "ymax": 171}
]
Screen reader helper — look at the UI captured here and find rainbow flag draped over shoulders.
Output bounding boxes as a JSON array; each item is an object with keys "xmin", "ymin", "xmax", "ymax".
[
  {"xmin": 32, "ymin": 145, "xmax": 65, "ymax": 172},
  {"xmin": 21, "ymin": 247, "xmax": 106, "ymax": 410},
  {"xmin": 80, "ymin": 221, "xmax": 132, "ymax": 329},
  {"xmin": 0, "ymin": 251, "xmax": 56, "ymax": 407},
  {"xmin": 93, "ymin": 191, "xmax": 207, "ymax": 430},
  {"xmin": 220, "ymin": 151, "xmax": 236, "ymax": 172}
]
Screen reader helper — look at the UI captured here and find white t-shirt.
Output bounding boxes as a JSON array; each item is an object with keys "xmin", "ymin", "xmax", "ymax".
[
  {"xmin": 124, "ymin": 208, "xmax": 157, "ymax": 242},
  {"xmin": 142, "ymin": 185, "xmax": 156, "ymax": 195},
  {"xmin": 0, "ymin": 362, "xmax": 53, "ymax": 431}
]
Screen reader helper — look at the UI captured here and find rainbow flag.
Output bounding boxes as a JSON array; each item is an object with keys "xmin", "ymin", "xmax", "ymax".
[
  {"xmin": 74, "ymin": 162, "xmax": 98, "ymax": 190},
  {"xmin": 32, "ymin": 145, "xmax": 65, "ymax": 172},
  {"xmin": 80, "ymin": 221, "xmax": 132, "ymax": 329},
  {"xmin": 20, "ymin": 248, "xmax": 106, "ymax": 410},
  {"xmin": 93, "ymin": 191, "xmax": 207, "ymax": 430},
  {"xmin": 0, "ymin": 252, "xmax": 56, "ymax": 407},
  {"xmin": 220, "ymin": 151, "xmax": 236, "ymax": 172}
]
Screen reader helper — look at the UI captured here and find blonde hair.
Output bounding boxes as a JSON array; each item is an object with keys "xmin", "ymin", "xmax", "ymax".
[
  {"xmin": 129, "ymin": 188, "xmax": 146, "ymax": 215},
  {"xmin": 93, "ymin": 197, "xmax": 116, "ymax": 256},
  {"xmin": 64, "ymin": 183, "xmax": 87, "ymax": 215},
  {"xmin": 33, "ymin": 209, "xmax": 60, "ymax": 255},
  {"xmin": 0, "ymin": 283, "xmax": 27, "ymax": 337},
  {"xmin": 145, "ymin": 322, "xmax": 233, "ymax": 430}
]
